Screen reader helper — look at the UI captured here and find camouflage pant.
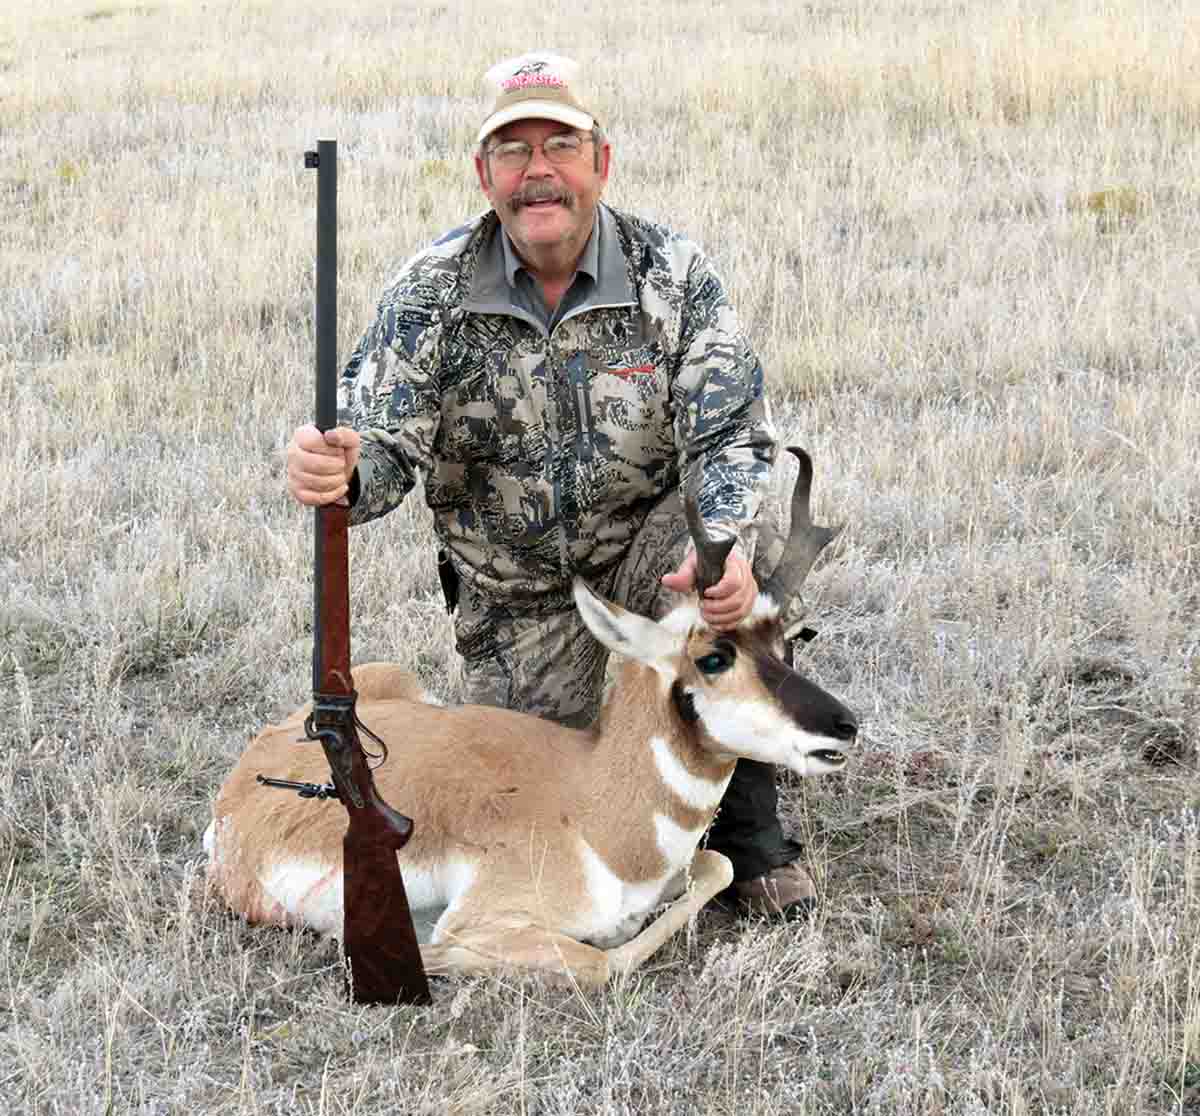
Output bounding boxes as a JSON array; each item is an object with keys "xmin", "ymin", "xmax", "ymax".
[{"xmin": 452, "ymin": 480, "xmax": 803, "ymax": 882}]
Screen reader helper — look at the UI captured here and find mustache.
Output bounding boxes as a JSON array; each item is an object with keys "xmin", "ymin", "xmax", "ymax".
[{"xmin": 509, "ymin": 184, "xmax": 574, "ymax": 211}]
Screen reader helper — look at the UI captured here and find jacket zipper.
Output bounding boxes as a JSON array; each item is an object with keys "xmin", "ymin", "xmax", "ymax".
[{"xmin": 570, "ymin": 353, "xmax": 595, "ymax": 464}]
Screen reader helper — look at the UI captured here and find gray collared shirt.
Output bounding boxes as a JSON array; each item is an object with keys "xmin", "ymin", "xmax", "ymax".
[{"xmin": 467, "ymin": 203, "xmax": 636, "ymax": 334}]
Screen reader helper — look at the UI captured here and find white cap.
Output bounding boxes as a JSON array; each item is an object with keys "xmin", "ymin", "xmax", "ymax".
[{"xmin": 477, "ymin": 51, "xmax": 596, "ymax": 144}]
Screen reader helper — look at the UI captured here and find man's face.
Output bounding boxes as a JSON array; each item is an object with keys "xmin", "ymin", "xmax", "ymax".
[{"xmin": 474, "ymin": 118, "xmax": 611, "ymax": 268}]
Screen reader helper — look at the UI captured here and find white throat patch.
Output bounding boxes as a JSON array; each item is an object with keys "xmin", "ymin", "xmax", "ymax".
[{"xmin": 650, "ymin": 735, "xmax": 731, "ymax": 813}]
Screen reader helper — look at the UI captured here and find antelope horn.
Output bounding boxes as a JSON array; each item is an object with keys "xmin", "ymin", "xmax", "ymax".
[
  {"xmin": 683, "ymin": 460, "xmax": 736, "ymax": 596},
  {"xmin": 760, "ymin": 447, "xmax": 842, "ymax": 607}
]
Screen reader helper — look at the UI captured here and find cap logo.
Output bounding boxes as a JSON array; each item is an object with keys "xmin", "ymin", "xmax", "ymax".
[
  {"xmin": 503, "ymin": 60, "xmax": 563, "ymax": 92},
  {"xmin": 502, "ymin": 72, "xmax": 565, "ymax": 92}
]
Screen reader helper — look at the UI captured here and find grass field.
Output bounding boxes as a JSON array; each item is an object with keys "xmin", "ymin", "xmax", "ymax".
[{"xmin": 2, "ymin": 0, "xmax": 1198, "ymax": 1112}]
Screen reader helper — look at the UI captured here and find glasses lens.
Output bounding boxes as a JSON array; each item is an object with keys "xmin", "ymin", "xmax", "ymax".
[
  {"xmin": 543, "ymin": 135, "xmax": 583, "ymax": 163},
  {"xmin": 491, "ymin": 141, "xmax": 531, "ymax": 169}
]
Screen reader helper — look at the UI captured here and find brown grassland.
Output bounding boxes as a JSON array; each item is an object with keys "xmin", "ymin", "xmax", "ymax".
[{"xmin": 2, "ymin": 0, "xmax": 1198, "ymax": 1112}]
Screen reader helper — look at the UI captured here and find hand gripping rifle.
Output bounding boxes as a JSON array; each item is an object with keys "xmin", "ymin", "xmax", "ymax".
[{"xmin": 278, "ymin": 140, "xmax": 430, "ymax": 1004}]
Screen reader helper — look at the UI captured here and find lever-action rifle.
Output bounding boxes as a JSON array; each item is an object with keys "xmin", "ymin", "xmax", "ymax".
[{"xmin": 261, "ymin": 139, "xmax": 429, "ymax": 1005}]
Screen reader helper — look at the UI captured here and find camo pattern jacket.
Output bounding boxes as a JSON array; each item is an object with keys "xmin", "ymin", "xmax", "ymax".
[{"xmin": 339, "ymin": 203, "xmax": 777, "ymax": 609}]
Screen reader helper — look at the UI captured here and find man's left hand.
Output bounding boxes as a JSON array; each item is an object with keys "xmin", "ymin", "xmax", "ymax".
[{"xmin": 662, "ymin": 551, "xmax": 758, "ymax": 630}]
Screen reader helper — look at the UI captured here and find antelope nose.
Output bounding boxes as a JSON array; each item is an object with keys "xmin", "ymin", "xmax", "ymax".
[{"xmin": 833, "ymin": 713, "xmax": 858, "ymax": 741}]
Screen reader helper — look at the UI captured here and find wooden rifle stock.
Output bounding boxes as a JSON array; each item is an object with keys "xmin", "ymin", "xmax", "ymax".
[{"xmin": 305, "ymin": 139, "xmax": 430, "ymax": 1005}]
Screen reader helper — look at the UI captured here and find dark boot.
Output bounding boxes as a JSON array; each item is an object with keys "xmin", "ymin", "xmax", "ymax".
[
  {"xmin": 705, "ymin": 759, "xmax": 814, "ymax": 919},
  {"xmin": 733, "ymin": 863, "xmax": 817, "ymax": 920}
]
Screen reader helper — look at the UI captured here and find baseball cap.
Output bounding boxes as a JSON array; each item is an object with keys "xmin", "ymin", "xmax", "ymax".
[{"xmin": 477, "ymin": 51, "xmax": 597, "ymax": 144}]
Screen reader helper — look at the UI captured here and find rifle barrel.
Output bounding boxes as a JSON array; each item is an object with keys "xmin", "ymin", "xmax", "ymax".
[
  {"xmin": 308, "ymin": 139, "xmax": 349, "ymax": 696},
  {"xmin": 314, "ymin": 137, "xmax": 338, "ymax": 433}
]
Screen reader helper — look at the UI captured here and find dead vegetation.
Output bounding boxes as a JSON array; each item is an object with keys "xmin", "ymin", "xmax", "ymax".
[{"xmin": 2, "ymin": 0, "xmax": 1198, "ymax": 1112}]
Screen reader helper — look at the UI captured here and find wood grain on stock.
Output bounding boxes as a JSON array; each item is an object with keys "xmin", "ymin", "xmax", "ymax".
[{"xmin": 341, "ymin": 768, "xmax": 431, "ymax": 1005}]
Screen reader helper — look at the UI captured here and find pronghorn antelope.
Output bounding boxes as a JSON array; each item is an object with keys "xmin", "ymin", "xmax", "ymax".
[{"xmin": 204, "ymin": 448, "xmax": 857, "ymax": 985}]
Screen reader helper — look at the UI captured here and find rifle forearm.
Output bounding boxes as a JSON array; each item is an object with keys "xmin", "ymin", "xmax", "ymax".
[{"xmin": 313, "ymin": 504, "xmax": 353, "ymax": 696}]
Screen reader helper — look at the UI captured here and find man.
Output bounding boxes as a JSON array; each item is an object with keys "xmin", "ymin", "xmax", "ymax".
[{"xmin": 286, "ymin": 51, "xmax": 814, "ymax": 917}]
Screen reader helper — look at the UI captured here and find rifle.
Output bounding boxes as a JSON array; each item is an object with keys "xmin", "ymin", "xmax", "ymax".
[{"xmin": 269, "ymin": 139, "xmax": 430, "ymax": 1005}]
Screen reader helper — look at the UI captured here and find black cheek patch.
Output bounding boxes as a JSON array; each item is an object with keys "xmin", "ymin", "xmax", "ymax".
[{"xmin": 671, "ymin": 680, "xmax": 699, "ymax": 724}]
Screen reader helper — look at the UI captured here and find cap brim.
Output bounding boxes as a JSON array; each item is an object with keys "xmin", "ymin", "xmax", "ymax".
[{"xmin": 477, "ymin": 101, "xmax": 594, "ymax": 143}]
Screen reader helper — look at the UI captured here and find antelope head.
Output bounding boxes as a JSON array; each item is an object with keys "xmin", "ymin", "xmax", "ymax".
[{"xmin": 574, "ymin": 447, "xmax": 857, "ymax": 776}]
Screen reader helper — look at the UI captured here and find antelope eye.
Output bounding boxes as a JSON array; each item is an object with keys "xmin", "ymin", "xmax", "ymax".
[{"xmin": 695, "ymin": 643, "xmax": 736, "ymax": 675}]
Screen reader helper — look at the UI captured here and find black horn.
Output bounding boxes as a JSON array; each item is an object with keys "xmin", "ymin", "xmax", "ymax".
[
  {"xmin": 683, "ymin": 459, "xmax": 736, "ymax": 595},
  {"xmin": 759, "ymin": 447, "xmax": 842, "ymax": 608}
]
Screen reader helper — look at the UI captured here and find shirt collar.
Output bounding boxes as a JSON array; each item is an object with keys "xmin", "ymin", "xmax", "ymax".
[
  {"xmin": 465, "ymin": 204, "xmax": 635, "ymax": 318},
  {"xmin": 500, "ymin": 212, "xmax": 600, "ymax": 287}
]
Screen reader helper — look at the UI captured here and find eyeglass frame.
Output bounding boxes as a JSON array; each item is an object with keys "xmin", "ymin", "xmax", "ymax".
[{"xmin": 481, "ymin": 126, "xmax": 605, "ymax": 175}]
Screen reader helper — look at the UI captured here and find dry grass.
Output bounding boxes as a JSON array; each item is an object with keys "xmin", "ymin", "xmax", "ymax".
[{"xmin": 2, "ymin": 0, "xmax": 1198, "ymax": 1112}]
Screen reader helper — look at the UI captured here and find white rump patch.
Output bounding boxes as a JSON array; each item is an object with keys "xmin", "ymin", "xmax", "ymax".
[
  {"xmin": 262, "ymin": 859, "xmax": 344, "ymax": 935},
  {"xmin": 403, "ymin": 858, "xmax": 477, "ymax": 912},
  {"xmin": 261, "ymin": 857, "xmax": 476, "ymax": 940},
  {"xmin": 650, "ymin": 735, "xmax": 731, "ymax": 813}
]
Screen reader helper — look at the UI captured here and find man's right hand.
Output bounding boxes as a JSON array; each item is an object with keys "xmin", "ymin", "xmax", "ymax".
[{"xmin": 286, "ymin": 424, "xmax": 361, "ymax": 506}]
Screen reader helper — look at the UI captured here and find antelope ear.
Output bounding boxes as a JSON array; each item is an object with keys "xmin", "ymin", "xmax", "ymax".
[{"xmin": 572, "ymin": 580, "xmax": 679, "ymax": 670}]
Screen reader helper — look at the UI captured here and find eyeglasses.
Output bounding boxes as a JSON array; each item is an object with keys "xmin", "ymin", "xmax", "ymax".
[{"xmin": 486, "ymin": 133, "xmax": 594, "ymax": 171}]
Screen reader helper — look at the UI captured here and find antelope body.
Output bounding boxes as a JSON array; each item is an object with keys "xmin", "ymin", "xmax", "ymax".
[{"xmin": 205, "ymin": 449, "xmax": 857, "ymax": 984}]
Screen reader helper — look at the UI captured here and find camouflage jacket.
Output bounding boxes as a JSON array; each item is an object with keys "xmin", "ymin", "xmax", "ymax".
[{"xmin": 339, "ymin": 203, "xmax": 777, "ymax": 607}]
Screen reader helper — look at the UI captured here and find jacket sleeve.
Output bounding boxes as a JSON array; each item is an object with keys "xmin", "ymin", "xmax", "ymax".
[
  {"xmin": 337, "ymin": 286, "xmax": 445, "ymax": 526},
  {"xmin": 671, "ymin": 248, "xmax": 778, "ymax": 544}
]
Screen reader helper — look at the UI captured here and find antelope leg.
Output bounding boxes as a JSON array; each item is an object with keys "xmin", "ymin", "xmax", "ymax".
[
  {"xmin": 604, "ymin": 850, "xmax": 733, "ymax": 975},
  {"xmin": 421, "ymin": 850, "xmax": 732, "ymax": 986},
  {"xmin": 421, "ymin": 923, "xmax": 611, "ymax": 987}
]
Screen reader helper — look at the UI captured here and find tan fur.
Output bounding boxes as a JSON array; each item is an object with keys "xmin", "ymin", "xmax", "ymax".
[{"xmin": 350, "ymin": 662, "xmax": 427, "ymax": 703}]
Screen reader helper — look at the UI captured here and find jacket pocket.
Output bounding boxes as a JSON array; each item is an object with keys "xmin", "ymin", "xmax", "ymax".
[{"xmin": 588, "ymin": 344, "xmax": 673, "ymax": 470}]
